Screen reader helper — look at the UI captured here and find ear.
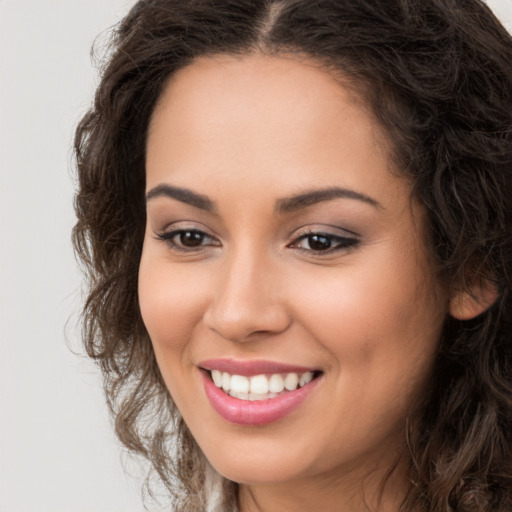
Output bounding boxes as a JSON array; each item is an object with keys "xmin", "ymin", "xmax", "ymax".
[{"xmin": 449, "ymin": 280, "xmax": 499, "ymax": 320}]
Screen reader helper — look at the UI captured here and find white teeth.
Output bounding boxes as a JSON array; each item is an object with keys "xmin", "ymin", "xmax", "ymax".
[
  {"xmin": 299, "ymin": 371, "xmax": 313, "ymax": 387},
  {"xmin": 229, "ymin": 391, "xmax": 280, "ymax": 401},
  {"xmin": 284, "ymin": 372, "xmax": 299, "ymax": 391},
  {"xmin": 250, "ymin": 375, "xmax": 269, "ymax": 394},
  {"xmin": 249, "ymin": 392, "xmax": 268, "ymax": 401},
  {"xmin": 222, "ymin": 372, "xmax": 231, "ymax": 392},
  {"xmin": 229, "ymin": 391, "xmax": 249, "ymax": 400},
  {"xmin": 211, "ymin": 369, "xmax": 222, "ymax": 387},
  {"xmin": 230, "ymin": 375, "xmax": 250, "ymax": 394},
  {"xmin": 210, "ymin": 370, "xmax": 317, "ymax": 399},
  {"xmin": 268, "ymin": 374, "xmax": 285, "ymax": 393}
]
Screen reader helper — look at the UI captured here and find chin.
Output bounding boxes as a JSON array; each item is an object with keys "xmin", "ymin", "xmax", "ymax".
[
  {"xmin": 196, "ymin": 430, "xmax": 321, "ymax": 486},
  {"xmin": 210, "ymin": 457, "xmax": 304, "ymax": 486}
]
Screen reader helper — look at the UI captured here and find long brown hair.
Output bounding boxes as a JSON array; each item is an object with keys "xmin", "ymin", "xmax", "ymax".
[{"xmin": 73, "ymin": 1, "xmax": 512, "ymax": 510}]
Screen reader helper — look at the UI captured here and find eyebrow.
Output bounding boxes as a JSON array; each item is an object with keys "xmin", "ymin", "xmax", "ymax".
[
  {"xmin": 146, "ymin": 184, "xmax": 216, "ymax": 212},
  {"xmin": 275, "ymin": 187, "xmax": 381, "ymax": 213},
  {"xmin": 146, "ymin": 183, "xmax": 381, "ymax": 213}
]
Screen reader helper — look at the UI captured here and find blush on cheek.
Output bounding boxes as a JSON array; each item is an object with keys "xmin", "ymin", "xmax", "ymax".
[
  {"xmin": 140, "ymin": 299, "xmax": 189, "ymax": 351},
  {"xmin": 138, "ymin": 274, "xmax": 176, "ymax": 348}
]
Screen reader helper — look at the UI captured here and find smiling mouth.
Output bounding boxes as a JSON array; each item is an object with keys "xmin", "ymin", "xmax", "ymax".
[{"xmin": 204, "ymin": 369, "xmax": 323, "ymax": 401}]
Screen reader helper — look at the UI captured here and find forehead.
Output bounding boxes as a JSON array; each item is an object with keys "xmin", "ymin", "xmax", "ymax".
[
  {"xmin": 146, "ymin": 53, "xmax": 406, "ymax": 212},
  {"xmin": 151, "ymin": 53, "xmax": 366, "ymax": 122},
  {"xmin": 149, "ymin": 54, "xmax": 377, "ymax": 140}
]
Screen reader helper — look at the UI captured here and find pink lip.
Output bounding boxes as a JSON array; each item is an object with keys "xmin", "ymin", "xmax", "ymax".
[
  {"xmin": 199, "ymin": 367, "xmax": 321, "ymax": 426},
  {"xmin": 199, "ymin": 358, "xmax": 317, "ymax": 376}
]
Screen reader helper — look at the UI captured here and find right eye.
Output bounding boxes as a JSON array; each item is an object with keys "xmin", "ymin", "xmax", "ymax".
[{"xmin": 156, "ymin": 229, "xmax": 220, "ymax": 251}]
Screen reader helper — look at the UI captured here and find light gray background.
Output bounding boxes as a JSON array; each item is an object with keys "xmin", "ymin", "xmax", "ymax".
[{"xmin": 1, "ymin": 1, "xmax": 511, "ymax": 511}]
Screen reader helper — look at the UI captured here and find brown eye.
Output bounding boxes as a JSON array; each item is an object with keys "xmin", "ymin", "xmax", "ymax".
[
  {"xmin": 156, "ymin": 228, "xmax": 220, "ymax": 252},
  {"xmin": 178, "ymin": 230, "xmax": 206, "ymax": 247},
  {"xmin": 306, "ymin": 234, "xmax": 333, "ymax": 251},
  {"xmin": 291, "ymin": 232, "xmax": 359, "ymax": 254}
]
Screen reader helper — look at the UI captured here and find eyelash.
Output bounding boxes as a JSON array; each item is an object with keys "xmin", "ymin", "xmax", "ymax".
[
  {"xmin": 155, "ymin": 229, "xmax": 220, "ymax": 252},
  {"xmin": 155, "ymin": 228, "xmax": 359, "ymax": 255},
  {"xmin": 289, "ymin": 231, "xmax": 359, "ymax": 254}
]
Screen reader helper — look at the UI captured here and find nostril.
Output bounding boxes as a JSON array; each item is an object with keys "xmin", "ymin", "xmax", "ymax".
[
  {"xmin": 202, "ymin": 266, "xmax": 291, "ymax": 342},
  {"xmin": 204, "ymin": 313, "xmax": 291, "ymax": 343}
]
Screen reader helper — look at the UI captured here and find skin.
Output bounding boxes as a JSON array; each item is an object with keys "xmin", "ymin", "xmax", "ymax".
[{"xmin": 139, "ymin": 54, "xmax": 450, "ymax": 511}]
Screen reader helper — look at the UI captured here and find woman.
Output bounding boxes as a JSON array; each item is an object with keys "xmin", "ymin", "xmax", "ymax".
[{"xmin": 73, "ymin": 0, "xmax": 512, "ymax": 510}]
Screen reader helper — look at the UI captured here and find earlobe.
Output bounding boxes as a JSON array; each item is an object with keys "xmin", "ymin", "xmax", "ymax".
[{"xmin": 449, "ymin": 280, "xmax": 499, "ymax": 320}]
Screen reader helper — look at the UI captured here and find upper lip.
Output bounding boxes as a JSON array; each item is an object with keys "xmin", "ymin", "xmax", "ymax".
[{"xmin": 198, "ymin": 358, "xmax": 319, "ymax": 376}]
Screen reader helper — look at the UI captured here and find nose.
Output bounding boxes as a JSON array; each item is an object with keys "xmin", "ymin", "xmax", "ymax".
[{"xmin": 203, "ymin": 250, "xmax": 291, "ymax": 343}]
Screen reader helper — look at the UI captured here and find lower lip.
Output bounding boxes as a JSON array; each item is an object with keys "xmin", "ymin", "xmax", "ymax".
[{"xmin": 201, "ymin": 371, "xmax": 321, "ymax": 426}]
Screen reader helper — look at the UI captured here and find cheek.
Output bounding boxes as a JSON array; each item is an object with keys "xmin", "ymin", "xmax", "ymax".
[
  {"xmin": 287, "ymin": 251, "xmax": 447, "ymax": 374},
  {"xmin": 138, "ymin": 253, "xmax": 209, "ymax": 411},
  {"xmin": 138, "ymin": 252, "xmax": 205, "ymax": 354},
  {"xmin": 287, "ymin": 259, "xmax": 445, "ymax": 447}
]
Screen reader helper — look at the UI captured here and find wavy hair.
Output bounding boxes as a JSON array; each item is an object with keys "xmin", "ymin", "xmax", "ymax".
[{"xmin": 73, "ymin": 1, "xmax": 512, "ymax": 510}]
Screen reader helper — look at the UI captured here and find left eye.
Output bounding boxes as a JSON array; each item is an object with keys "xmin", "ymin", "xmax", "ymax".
[
  {"xmin": 291, "ymin": 233, "xmax": 358, "ymax": 253},
  {"xmin": 157, "ymin": 229, "xmax": 218, "ymax": 250}
]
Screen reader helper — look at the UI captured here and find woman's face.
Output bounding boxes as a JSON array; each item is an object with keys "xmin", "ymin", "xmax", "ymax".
[{"xmin": 139, "ymin": 54, "xmax": 448, "ymax": 492}]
